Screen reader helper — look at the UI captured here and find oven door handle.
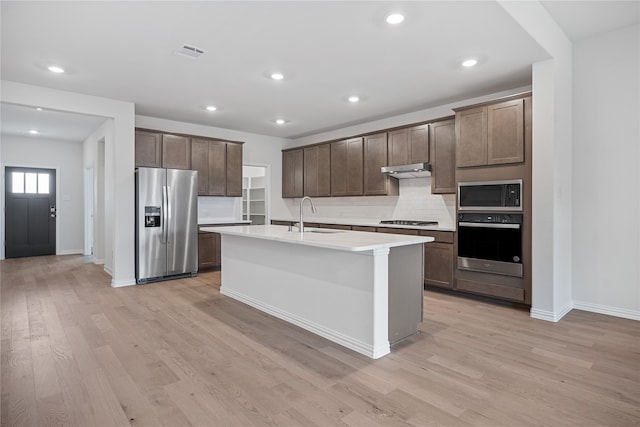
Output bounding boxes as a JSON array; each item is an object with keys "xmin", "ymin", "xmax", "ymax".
[{"xmin": 458, "ymin": 222, "xmax": 520, "ymax": 229}]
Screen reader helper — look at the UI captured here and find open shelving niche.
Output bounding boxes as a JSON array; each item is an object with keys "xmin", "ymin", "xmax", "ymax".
[{"xmin": 242, "ymin": 167, "xmax": 267, "ymax": 225}]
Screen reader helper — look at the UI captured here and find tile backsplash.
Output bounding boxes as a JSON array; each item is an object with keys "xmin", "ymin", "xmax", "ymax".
[{"xmin": 283, "ymin": 178, "xmax": 456, "ymax": 228}]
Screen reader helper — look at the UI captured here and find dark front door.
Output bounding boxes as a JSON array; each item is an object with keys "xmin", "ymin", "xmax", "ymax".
[{"xmin": 5, "ymin": 167, "xmax": 56, "ymax": 258}]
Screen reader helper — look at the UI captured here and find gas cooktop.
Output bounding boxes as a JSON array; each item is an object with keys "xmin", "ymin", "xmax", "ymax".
[{"xmin": 380, "ymin": 220, "xmax": 438, "ymax": 226}]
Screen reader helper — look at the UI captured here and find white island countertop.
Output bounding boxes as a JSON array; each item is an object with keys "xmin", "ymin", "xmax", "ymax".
[
  {"xmin": 271, "ymin": 217, "xmax": 455, "ymax": 232},
  {"xmin": 200, "ymin": 224, "xmax": 434, "ymax": 252}
]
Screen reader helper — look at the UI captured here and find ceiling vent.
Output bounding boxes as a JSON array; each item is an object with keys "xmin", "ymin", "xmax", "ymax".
[{"xmin": 175, "ymin": 43, "xmax": 205, "ymax": 59}]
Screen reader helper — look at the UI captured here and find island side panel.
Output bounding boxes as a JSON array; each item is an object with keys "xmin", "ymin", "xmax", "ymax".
[
  {"xmin": 387, "ymin": 244, "xmax": 424, "ymax": 344},
  {"xmin": 219, "ymin": 234, "xmax": 390, "ymax": 358}
]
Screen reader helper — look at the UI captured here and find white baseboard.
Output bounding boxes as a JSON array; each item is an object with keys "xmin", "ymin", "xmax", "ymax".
[
  {"xmin": 93, "ymin": 258, "xmax": 104, "ymax": 265},
  {"xmin": 58, "ymin": 249, "xmax": 83, "ymax": 255},
  {"xmin": 572, "ymin": 300, "xmax": 640, "ymax": 321},
  {"xmin": 530, "ymin": 303, "xmax": 573, "ymax": 322},
  {"xmin": 221, "ymin": 287, "xmax": 389, "ymax": 359},
  {"xmin": 532, "ymin": 301, "xmax": 639, "ymax": 322},
  {"xmin": 111, "ymin": 278, "xmax": 137, "ymax": 288}
]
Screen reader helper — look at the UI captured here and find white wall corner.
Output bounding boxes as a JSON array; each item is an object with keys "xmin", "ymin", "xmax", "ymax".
[{"xmin": 530, "ymin": 302, "xmax": 573, "ymax": 322}]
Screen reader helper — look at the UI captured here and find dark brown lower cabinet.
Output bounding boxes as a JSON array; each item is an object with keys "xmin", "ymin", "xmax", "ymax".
[
  {"xmin": 198, "ymin": 232, "xmax": 221, "ymax": 270},
  {"xmin": 419, "ymin": 230, "xmax": 455, "ymax": 289},
  {"xmin": 424, "ymin": 242, "xmax": 454, "ymax": 289}
]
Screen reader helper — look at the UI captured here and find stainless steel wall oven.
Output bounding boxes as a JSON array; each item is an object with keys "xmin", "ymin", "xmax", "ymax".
[{"xmin": 457, "ymin": 213, "xmax": 523, "ymax": 277}]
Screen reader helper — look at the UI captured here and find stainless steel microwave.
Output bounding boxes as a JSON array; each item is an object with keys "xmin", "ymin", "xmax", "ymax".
[{"xmin": 458, "ymin": 179, "xmax": 522, "ymax": 211}]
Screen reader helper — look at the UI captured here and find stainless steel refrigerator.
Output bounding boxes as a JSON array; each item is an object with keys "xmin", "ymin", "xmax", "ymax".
[{"xmin": 135, "ymin": 167, "xmax": 198, "ymax": 284}]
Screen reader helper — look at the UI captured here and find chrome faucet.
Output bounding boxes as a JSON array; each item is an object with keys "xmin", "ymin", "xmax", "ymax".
[{"xmin": 299, "ymin": 196, "xmax": 318, "ymax": 233}]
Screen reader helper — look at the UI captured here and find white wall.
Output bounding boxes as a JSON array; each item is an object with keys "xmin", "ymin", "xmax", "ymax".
[
  {"xmin": 1, "ymin": 80, "xmax": 136, "ymax": 287},
  {"xmin": 499, "ymin": 1, "xmax": 574, "ymax": 321},
  {"xmin": 1, "ymin": 135, "xmax": 84, "ymax": 255},
  {"xmin": 135, "ymin": 115, "xmax": 291, "ymax": 220},
  {"xmin": 291, "ymin": 86, "xmax": 531, "ymax": 148},
  {"xmin": 571, "ymin": 24, "xmax": 640, "ymax": 320},
  {"xmin": 83, "ymin": 120, "xmax": 112, "ymax": 264}
]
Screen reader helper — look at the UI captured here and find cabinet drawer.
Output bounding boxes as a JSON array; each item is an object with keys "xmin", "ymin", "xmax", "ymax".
[
  {"xmin": 352, "ymin": 226, "xmax": 377, "ymax": 232},
  {"xmin": 376, "ymin": 227, "xmax": 419, "ymax": 235},
  {"xmin": 418, "ymin": 230, "xmax": 454, "ymax": 243},
  {"xmin": 318, "ymin": 223, "xmax": 351, "ymax": 230}
]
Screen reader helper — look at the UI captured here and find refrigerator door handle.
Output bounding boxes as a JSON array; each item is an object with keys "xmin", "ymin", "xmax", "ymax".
[
  {"xmin": 166, "ymin": 185, "xmax": 172, "ymax": 244},
  {"xmin": 162, "ymin": 185, "xmax": 168, "ymax": 243}
]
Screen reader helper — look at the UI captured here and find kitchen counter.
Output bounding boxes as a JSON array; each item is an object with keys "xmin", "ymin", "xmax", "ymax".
[
  {"xmin": 271, "ymin": 217, "xmax": 455, "ymax": 232},
  {"xmin": 201, "ymin": 225, "xmax": 432, "ymax": 252},
  {"xmin": 203, "ymin": 224, "xmax": 432, "ymax": 359},
  {"xmin": 198, "ymin": 219, "xmax": 251, "ymax": 226}
]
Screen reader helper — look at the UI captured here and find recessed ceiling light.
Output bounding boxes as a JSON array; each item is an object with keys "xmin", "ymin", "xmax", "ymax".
[
  {"xmin": 36, "ymin": 107, "xmax": 43, "ymax": 111},
  {"xmin": 385, "ymin": 13, "xmax": 405, "ymax": 25},
  {"xmin": 462, "ymin": 58, "xmax": 478, "ymax": 67},
  {"xmin": 270, "ymin": 72, "xmax": 284, "ymax": 81},
  {"xmin": 348, "ymin": 96, "xmax": 360, "ymax": 103},
  {"xmin": 29, "ymin": 129, "xmax": 40, "ymax": 135},
  {"xmin": 205, "ymin": 105, "xmax": 217, "ymax": 112},
  {"xmin": 47, "ymin": 65, "xmax": 65, "ymax": 73},
  {"xmin": 274, "ymin": 119, "xmax": 286, "ymax": 125}
]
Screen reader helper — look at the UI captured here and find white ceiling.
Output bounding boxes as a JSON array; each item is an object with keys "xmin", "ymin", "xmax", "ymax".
[
  {"xmin": 1, "ymin": 103, "xmax": 108, "ymax": 142},
  {"xmin": 1, "ymin": 1, "xmax": 638, "ymax": 142}
]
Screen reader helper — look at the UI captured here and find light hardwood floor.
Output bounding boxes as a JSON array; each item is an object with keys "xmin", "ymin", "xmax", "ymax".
[{"xmin": 1, "ymin": 255, "xmax": 638, "ymax": 426}]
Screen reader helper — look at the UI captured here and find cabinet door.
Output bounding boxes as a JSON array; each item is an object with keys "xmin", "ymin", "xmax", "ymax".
[
  {"xmin": 364, "ymin": 133, "xmax": 394, "ymax": 196},
  {"xmin": 214, "ymin": 232, "xmax": 221, "ymax": 267},
  {"xmin": 424, "ymin": 242, "xmax": 454, "ymax": 289},
  {"xmin": 282, "ymin": 149, "xmax": 304, "ymax": 198},
  {"xmin": 161, "ymin": 134, "xmax": 191, "ymax": 169},
  {"xmin": 226, "ymin": 142, "xmax": 243, "ymax": 197},
  {"xmin": 387, "ymin": 129, "xmax": 410, "ymax": 166},
  {"xmin": 135, "ymin": 130, "xmax": 162, "ymax": 168},
  {"xmin": 409, "ymin": 124, "xmax": 429, "ymax": 164},
  {"xmin": 331, "ymin": 138, "xmax": 363, "ymax": 196},
  {"xmin": 207, "ymin": 140, "xmax": 227, "ymax": 196},
  {"xmin": 430, "ymin": 119, "xmax": 456, "ymax": 194},
  {"xmin": 487, "ymin": 99, "xmax": 524, "ymax": 165},
  {"xmin": 191, "ymin": 139, "xmax": 209, "ymax": 195},
  {"xmin": 456, "ymin": 107, "xmax": 487, "ymax": 167},
  {"xmin": 304, "ymin": 144, "xmax": 331, "ymax": 197},
  {"xmin": 198, "ymin": 232, "xmax": 216, "ymax": 270}
]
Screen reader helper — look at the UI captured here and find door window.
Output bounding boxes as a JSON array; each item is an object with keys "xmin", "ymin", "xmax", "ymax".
[{"xmin": 11, "ymin": 171, "xmax": 50, "ymax": 194}]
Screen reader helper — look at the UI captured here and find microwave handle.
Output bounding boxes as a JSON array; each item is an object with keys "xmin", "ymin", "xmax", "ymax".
[{"xmin": 459, "ymin": 222, "xmax": 520, "ymax": 229}]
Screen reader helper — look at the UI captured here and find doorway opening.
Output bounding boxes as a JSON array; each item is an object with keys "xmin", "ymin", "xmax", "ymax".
[
  {"xmin": 242, "ymin": 165, "xmax": 269, "ymax": 225},
  {"xmin": 4, "ymin": 166, "xmax": 57, "ymax": 258}
]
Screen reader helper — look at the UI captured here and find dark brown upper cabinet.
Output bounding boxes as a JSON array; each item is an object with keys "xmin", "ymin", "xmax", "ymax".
[
  {"xmin": 282, "ymin": 149, "xmax": 304, "ymax": 198},
  {"xmin": 364, "ymin": 133, "xmax": 398, "ymax": 196},
  {"xmin": 331, "ymin": 137, "xmax": 364, "ymax": 197},
  {"xmin": 191, "ymin": 139, "xmax": 242, "ymax": 197},
  {"xmin": 430, "ymin": 119, "xmax": 456, "ymax": 194},
  {"xmin": 226, "ymin": 142, "xmax": 243, "ymax": 197},
  {"xmin": 135, "ymin": 130, "xmax": 162, "ymax": 168},
  {"xmin": 303, "ymin": 144, "xmax": 331, "ymax": 197},
  {"xmin": 455, "ymin": 97, "xmax": 525, "ymax": 168},
  {"xmin": 161, "ymin": 134, "xmax": 191, "ymax": 170},
  {"xmin": 387, "ymin": 124, "xmax": 429, "ymax": 166}
]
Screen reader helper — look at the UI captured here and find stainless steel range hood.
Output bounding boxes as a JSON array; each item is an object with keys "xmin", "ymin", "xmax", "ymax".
[{"xmin": 380, "ymin": 162, "xmax": 432, "ymax": 179}]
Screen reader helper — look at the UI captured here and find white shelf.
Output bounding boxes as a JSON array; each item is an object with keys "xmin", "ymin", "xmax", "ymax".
[{"xmin": 243, "ymin": 175, "xmax": 268, "ymax": 225}]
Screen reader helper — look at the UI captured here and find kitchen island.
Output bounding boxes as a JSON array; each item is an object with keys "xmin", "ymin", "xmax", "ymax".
[{"xmin": 200, "ymin": 225, "xmax": 433, "ymax": 358}]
